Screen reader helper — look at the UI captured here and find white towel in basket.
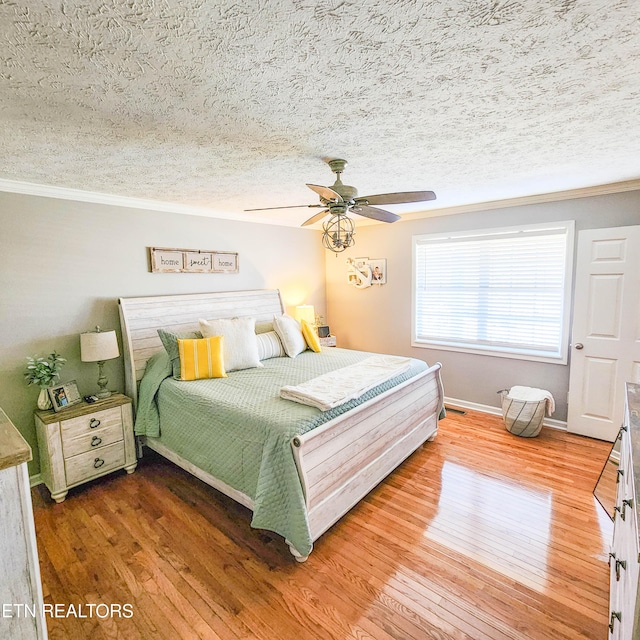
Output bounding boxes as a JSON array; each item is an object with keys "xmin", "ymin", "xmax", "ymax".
[{"xmin": 508, "ymin": 386, "xmax": 555, "ymax": 416}]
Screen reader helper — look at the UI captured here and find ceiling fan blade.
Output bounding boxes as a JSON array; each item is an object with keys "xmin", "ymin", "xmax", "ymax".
[
  {"xmin": 350, "ymin": 204, "xmax": 401, "ymax": 223},
  {"xmin": 355, "ymin": 190, "xmax": 437, "ymax": 206},
  {"xmin": 306, "ymin": 184, "xmax": 343, "ymax": 203},
  {"xmin": 244, "ymin": 204, "xmax": 324, "ymax": 211},
  {"xmin": 301, "ymin": 209, "xmax": 330, "ymax": 227}
]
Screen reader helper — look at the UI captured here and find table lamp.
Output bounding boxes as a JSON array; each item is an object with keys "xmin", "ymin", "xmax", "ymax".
[
  {"xmin": 80, "ymin": 327, "xmax": 120, "ymax": 399},
  {"xmin": 294, "ymin": 304, "xmax": 315, "ymax": 326}
]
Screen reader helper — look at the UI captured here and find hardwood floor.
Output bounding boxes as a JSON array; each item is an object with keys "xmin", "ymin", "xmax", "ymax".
[{"xmin": 31, "ymin": 409, "xmax": 613, "ymax": 640}]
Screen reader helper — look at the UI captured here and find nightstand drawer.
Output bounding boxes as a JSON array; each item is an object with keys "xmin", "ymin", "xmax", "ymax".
[
  {"xmin": 65, "ymin": 442, "xmax": 126, "ymax": 486},
  {"xmin": 61, "ymin": 422, "xmax": 124, "ymax": 459},
  {"xmin": 61, "ymin": 407, "xmax": 122, "ymax": 440}
]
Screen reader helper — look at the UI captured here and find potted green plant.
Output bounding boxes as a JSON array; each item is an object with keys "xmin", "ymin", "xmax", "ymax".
[{"xmin": 24, "ymin": 352, "xmax": 66, "ymax": 410}]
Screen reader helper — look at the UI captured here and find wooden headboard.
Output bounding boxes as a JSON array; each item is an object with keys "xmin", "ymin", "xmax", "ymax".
[{"xmin": 118, "ymin": 289, "xmax": 285, "ymax": 410}]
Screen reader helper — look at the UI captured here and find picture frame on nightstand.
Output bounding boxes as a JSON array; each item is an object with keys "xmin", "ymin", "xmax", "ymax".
[{"xmin": 48, "ymin": 380, "xmax": 82, "ymax": 412}]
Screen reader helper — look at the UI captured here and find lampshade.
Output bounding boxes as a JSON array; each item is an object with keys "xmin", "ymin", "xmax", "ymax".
[
  {"xmin": 80, "ymin": 329, "xmax": 120, "ymax": 362},
  {"xmin": 294, "ymin": 305, "xmax": 315, "ymax": 325}
]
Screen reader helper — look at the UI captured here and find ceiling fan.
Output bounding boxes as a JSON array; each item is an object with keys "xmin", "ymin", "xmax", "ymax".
[{"xmin": 245, "ymin": 158, "xmax": 436, "ymax": 252}]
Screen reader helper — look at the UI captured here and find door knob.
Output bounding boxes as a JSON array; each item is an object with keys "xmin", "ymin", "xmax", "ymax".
[{"xmin": 574, "ymin": 343, "xmax": 584, "ymax": 350}]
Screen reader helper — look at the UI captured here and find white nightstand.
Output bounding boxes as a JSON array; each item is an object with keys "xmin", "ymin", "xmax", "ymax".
[
  {"xmin": 35, "ymin": 393, "xmax": 137, "ymax": 503},
  {"xmin": 319, "ymin": 335, "xmax": 337, "ymax": 347}
]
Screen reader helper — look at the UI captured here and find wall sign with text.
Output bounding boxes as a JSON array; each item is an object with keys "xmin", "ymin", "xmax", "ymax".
[{"xmin": 149, "ymin": 247, "xmax": 239, "ymax": 274}]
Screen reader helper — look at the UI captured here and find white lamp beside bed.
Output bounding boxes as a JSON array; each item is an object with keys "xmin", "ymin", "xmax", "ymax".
[
  {"xmin": 80, "ymin": 327, "xmax": 120, "ymax": 399},
  {"xmin": 294, "ymin": 304, "xmax": 315, "ymax": 326}
]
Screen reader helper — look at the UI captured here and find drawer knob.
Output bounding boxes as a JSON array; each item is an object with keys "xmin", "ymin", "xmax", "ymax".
[
  {"xmin": 616, "ymin": 559, "xmax": 627, "ymax": 581},
  {"xmin": 91, "ymin": 436, "xmax": 102, "ymax": 447},
  {"xmin": 89, "ymin": 418, "xmax": 101, "ymax": 429},
  {"xmin": 618, "ymin": 499, "xmax": 633, "ymax": 521},
  {"xmin": 93, "ymin": 458, "xmax": 105, "ymax": 469},
  {"xmin": 609, "ymin": 611, "xmax": 622, "ymax": 632}
]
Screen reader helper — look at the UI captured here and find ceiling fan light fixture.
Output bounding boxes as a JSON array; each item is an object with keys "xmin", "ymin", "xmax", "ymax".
[
  {"xmin": 245, "ymin": 158, "xmax": 436, "ymax": 252},
  {"xmin": 322, "ymin": 213, "xmax": 355, "ymax": 253}
]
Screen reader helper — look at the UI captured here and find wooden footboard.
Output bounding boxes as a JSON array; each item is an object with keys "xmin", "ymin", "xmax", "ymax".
[{"xmin": 291, "ymin": 362, "xmax": 443, "ymax": 548}]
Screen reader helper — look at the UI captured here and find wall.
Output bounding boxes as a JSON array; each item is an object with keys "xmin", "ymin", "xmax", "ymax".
[
  {"xmin": 326, "ymin": 190, "xmax": 640, "ymax": 422},
  {"xmin": 0, "ymin": 191, "xmax": 325, "ymax": 476}
]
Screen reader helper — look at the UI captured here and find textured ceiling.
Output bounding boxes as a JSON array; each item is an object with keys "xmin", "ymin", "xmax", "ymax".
[{"xmin": 1, "ymin": 1, "xmax": 639, "ymax": 227}]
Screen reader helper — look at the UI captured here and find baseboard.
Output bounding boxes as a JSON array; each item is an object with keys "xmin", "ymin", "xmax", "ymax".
[
  {"xmin": 444, "ymin": 396, "xmax": 568, "ymax": 431},
  {"xmin": 29, "ymin": 473, "xmax": 43, "ymax": 488}
]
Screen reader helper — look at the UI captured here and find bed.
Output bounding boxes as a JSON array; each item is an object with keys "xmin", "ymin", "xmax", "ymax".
[{"xmin": 119, "ymin": 289, "xmax": 444, "ymax": 561}]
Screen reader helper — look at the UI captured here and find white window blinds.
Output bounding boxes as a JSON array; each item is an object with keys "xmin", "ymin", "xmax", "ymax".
[{"xmin": 412, "ymin": 222, "xmax": 574, "ymax": 362}]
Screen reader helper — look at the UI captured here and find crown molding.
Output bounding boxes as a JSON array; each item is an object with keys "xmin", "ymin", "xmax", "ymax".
[
  {"xmin": 1, "ymin": 177, "xmax": 639, "ymax": 228},
  {"xmin": 0, "ymin": 178, "xmax": 291, "ymax": 227},
  {"xmin": 398, "ymin": 178, "xmax": 640, "ymax": 223}
]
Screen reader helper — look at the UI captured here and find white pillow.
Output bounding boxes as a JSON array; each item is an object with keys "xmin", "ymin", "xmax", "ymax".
[
  {"xmin": 272, "ymin": 314, "xmax": 307, "ymax": 358},
  {"xmin": 199, "ymin": 317, "xmax": 262, "ymax": 372},
  {"xmin": 256, "ymin": 331, "xmax": 286, "ymax": 360}
]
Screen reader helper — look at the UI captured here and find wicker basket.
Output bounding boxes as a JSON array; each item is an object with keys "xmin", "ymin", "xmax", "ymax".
[{"xmin": 498, "ymin": 389, "xmax": 546, "ymax": 438}]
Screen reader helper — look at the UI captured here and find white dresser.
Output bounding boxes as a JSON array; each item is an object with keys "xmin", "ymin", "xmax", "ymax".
[
  {"xmin": 0, "ymin": 407, "xmax": 48, "ymax": 640},
  {"xmin": 609, "ymin": 382, "xmax": 640, "ymax": 638}
]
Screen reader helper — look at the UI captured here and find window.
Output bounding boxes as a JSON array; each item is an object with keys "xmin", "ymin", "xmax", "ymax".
[{"xmin": 412, "ymin": 221, "xmax": 574, "ymax": 363}]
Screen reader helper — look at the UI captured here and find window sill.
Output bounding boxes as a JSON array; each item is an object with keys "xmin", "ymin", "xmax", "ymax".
[{"xmin": 411, "ymin": 339, "xmax": 568, "ymax": 365}]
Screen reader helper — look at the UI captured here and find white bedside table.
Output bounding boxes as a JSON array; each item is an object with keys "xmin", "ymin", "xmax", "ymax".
[
  {"xmin": 34, "ymin": 393, "xmax": 137, "ymax": 503},
  {"xmin": 319, "ymin": 335, "xmax": 337, "ymax": 347}
]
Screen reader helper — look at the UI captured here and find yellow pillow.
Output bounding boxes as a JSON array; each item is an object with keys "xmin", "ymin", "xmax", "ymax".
[
  {"xmin": 301, "ymin": 320, "xmax": 322, "ymax": 353},
  {"xmin": 177, "ymin": 336, "xmax": 227, "ymax": 380}
]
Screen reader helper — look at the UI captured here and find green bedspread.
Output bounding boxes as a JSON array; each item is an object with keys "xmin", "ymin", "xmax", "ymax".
[{"xmin": 135, "ymin": 348, "xmax": 429, "ymax": 557}]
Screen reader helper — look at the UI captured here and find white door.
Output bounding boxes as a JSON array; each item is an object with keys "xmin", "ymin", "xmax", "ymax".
[{"xmin": 567, "ymin": 225, "xmax": 640, "ymax": 441}]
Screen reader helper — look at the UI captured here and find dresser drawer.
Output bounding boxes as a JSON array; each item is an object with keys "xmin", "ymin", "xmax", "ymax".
[
  {"xmin": 65, "ymin": 442, "xmax": 126, "ymax": 487},
  {"xmin": 61, "ymin": 406, "xmax": 123, "ymax": 441},
  {"xmin": 61, "ymin": 422, "xmax": 123, "ymax": 459}
]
